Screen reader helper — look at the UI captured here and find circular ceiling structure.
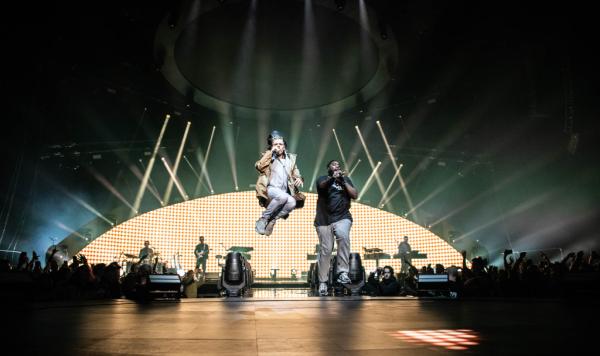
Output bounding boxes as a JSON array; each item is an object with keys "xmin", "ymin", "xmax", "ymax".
[{"xmin": 155, "ymin": 0, "xmax": 398, "ymax": 118}]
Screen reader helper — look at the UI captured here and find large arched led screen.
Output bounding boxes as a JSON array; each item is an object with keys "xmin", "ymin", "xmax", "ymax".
[{"xmin": 80, "ymin": 192, "xmax": 463, "ymax": 278}]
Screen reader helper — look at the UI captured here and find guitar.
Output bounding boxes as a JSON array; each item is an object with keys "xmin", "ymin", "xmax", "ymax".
[{"xmin": 195, "ymin": 247, "xmax": 211, "ymax": 259}]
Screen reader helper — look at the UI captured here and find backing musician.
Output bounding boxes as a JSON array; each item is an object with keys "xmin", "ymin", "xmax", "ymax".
[
  {"xmin": 398, "ymin": 235, "xmax": 412, "ymax": 275},
  {"xmin": 138, "ymin": 240, "xmax": 154, "ymax": 265},
  {"xmin": 194, "ymin": 236, "xmax": 209, "ymax": 274}
]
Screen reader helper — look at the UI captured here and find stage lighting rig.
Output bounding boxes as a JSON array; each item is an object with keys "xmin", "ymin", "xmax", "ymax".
[
  {"xmin": 328, "ymin": 253, "xmax": 365, "ymax": 296},
  {"xmin": 218, "ymin": 251, "xmax": 254, "ymax": 296}
]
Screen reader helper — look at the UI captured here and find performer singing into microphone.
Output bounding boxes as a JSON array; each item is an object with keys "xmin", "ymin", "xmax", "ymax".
[
  {"xmin": 255, "ymin": 130, "xmax": 304, "ymax": 236},
  {"xmin": 315, "ymin": 160, "xmax": 358, "ymax": 295}
]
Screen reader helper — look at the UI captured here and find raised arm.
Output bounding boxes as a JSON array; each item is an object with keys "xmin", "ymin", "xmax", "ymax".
[
  {"xmin": 318, "ymin": 176, "xmax": 334, "ymax": 190},
  {"xmin": 503, "ymin": 250, "xmax": 513, "ymax": 270},
  {"xmin": 255, "ymin": 150, "xmax": 273, "ymax": 173},
  {"xmin": 325, "ymin": 172, "xmax": 358, "ymax": 199}
]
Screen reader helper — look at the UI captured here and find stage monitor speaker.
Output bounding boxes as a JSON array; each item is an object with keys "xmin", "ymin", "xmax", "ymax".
[
  {"xmin": 197, "ymin": 281, "xmax": 220, "ymax": 297},
  {"xmin": 204, "ymin": 272, "xmax": 220, "ymax": 281},
  {"xmin": 147, "ymin": 274, "xmax": 181, "ymax": 298},
  {"xmin": 417, "ymin": 274, "xmax": 449, "ymax": 291}
]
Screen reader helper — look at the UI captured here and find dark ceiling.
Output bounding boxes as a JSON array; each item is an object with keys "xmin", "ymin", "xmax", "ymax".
[
  {"xmin": 173, "ymin": 1, "xmax": 380, "ymax": 110},
  {"xmin": 5, "ymin": 0, "xmax": 598, "ymax": 144}
]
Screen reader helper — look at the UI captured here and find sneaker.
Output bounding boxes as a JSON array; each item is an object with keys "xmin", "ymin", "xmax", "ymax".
[
  {"xmin": 264, "ymin": 219, "xmax": 276, "ymax": 236},
  {"xmin": 255, "ymin": 218, "xmax": 268, "ymax": 235},
  {"xmin": 337, "ymin": 272, "xmax": 352, "ymax": 284},
  {"xmin": 318, "ymin": 282, "xmax": 328, "ymax": 296}
]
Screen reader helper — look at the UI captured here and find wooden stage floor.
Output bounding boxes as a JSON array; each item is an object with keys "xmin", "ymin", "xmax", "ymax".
[{"xmin": 4, "ymin": 293, "xmax": 597, "ymax": 355}]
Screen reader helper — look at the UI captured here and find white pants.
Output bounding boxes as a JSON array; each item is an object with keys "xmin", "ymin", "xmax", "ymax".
[
  {"xmin": 261, "ymin": 187, "xmax": 296, "ymax": 221},
  {"xmin": 316, "ymin": 218, "xmax": 352, "ymax": 283}
]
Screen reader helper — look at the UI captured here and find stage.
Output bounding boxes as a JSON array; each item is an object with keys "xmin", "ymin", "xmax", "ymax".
[{"xmin": 5, "ymin": 296, "xmax": 596, "ymax": 355}]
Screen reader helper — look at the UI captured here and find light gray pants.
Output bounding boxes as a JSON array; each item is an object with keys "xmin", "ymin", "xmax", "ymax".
[
  {"xmin": 316, "ymin": 218, "xmax": 352, "ymax": 283},
  {"xmin": 262, "ymin": 187, "xmax": 296, "ymax": 221}
]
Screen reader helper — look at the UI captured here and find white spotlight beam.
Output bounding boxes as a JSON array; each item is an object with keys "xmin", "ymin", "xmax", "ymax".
[
  {"xmin": 256, "ymin": 112, "xmax": 270, "ymax": 156},
  {"xmin": 133, "ymin": 114, "xmax": 170, "ymax": 216},
  {"xmin": 357, "ymin": 161, "xmax": 381, "ymax": 201},
  {"xmin": 332, "ymin": 129, "xmax": 348, "ymax": 170},
  {"xmin": 406, "ymin": 180, "xmax": 451, "ymax": 215},
  {"xmin": 63, "ymin": 190, "xmax": 116, "ymax": 225},
  {"xmin": 383, "ymin": 157, "xmax": 449, "ymax": 209},
  {"xmin": 429, "ymin": 151, "xmax": 560, "ymax": 227},
  {"xmin": 354, "ymin": 125, "xmax": 387, "ymax": 199},
  {"xmin": 54, "ymin": 221, "xmax": 93, "ymax": 241},
  {"xmin": 184, "ymin": 155, "xmax": 208, "ymax": 193},
  {"xmin": 194, "ymin": 125, "xmax": 216, "ymax": 195},
  {"xmin": 219, "ymin": 116, "xmax": 239, "ymax": 191},
  {"xmin": 161, "ymin": 157, "xmax": 189, "ymax": 201},
  {"xmin": 194, "ymin": 150, "xmax": 214, "ymax": 195},
  {"xmin": 88, "ymin": 167, "xmax": 136, "ymax": 213},
  {"xmin": 348, "ymin": 159, "xmax": 361, "ymax": 177},
  {"xmin": 163, "ymin": 121, "xmax": 191, "ymax": 205},
  {"xmin": 289, "ymin": 113, "xmax": 305, "ymax": 154},
  {"xmin": 376, "ymin": 120, "xmax": 415, "ymax": 216},
  {"xmin": 308, "ymin": 118, "xmax": 339, "ymax": 192},
  {"xmin": 378, "ymin": 163, "xmax": 403, "ymax": 208},
  {"xmin": 454, "ymin": 190, "xmax": 553, "ymax": 242},
  {"xmin": 132, "ymin": 162, "xmax": 163, "ymax": 205},
  {"xmin": 289, "ymin": 1, "xmax": 317, "ymax": 153}
]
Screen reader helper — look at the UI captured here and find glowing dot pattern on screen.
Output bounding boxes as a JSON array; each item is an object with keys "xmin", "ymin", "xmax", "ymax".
[{"xmin": 80, "ymin": 191, "xmax": 464, "ymax": 278}]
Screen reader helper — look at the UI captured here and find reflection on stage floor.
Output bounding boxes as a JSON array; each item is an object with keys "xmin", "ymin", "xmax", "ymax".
[{"xmin": 6, "ymin": 296, "xmax": 596, "ymax": 355}]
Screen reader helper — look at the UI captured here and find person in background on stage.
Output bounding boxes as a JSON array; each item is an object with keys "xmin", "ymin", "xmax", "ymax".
[
  {"xmin": 138, "ymin": 240, "xmax": 154, "ymax": 264},
  {"xmin": 378, "ymin": 266, "xmax": 400, "ymax": 296},
  {"xmin": 367, "ymin": 266, "xmax": 401, "ymax": 296},
  {"xmin": 182, "ymin": 270, "xmax": 199, "ymax": 298},
  {"xmin": 399, "ymin": 264, "xmax": 419, "ymax": 296},
  {"xmin": 315, "ymin": 159, "xmax": 358, "ymax": 296},
  {"xmin": 398, "ymin": 235, "xmax": 412, "ymax": 275},
  {"xmin": 255, "ymin": 130, "xmax": 304, "ymax": 236},
  {"xmin": 194, "ymin": 236, "xmax": 209, "ymax": 274}
]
